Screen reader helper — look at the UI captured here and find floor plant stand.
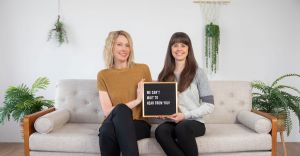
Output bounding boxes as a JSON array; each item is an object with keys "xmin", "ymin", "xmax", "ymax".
[
  {"xmin": 279, "ymin": 131, "xmax": 288, "ymax": 156},
  {"xmin": 277, "ymin": 115, "xmax": 287, "ymax": 156}
]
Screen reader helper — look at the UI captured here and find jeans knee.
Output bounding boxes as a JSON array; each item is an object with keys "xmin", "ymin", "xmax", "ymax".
[
  {"xmin": 112, "ymin": 103, "xmax": 131, "ymax": 114},
  {"xmin": 99, "ymin": 122, "xmax": 115, "ymax": 139},
  {"xmin": 175, "ymin": 122, "xmax": 190, "ymax": 138},
  {"xmin": 155, "ymin": 124, "xmax": 172, "ymax": 140}
]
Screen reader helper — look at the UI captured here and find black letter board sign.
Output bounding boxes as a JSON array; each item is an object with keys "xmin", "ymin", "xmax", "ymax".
[{"xmin": 143, "ymin": 82, "xmax": 177, "ymax": 117}]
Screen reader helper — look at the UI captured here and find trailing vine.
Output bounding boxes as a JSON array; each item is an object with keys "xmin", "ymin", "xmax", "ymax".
[{"xmin": 205, "ymin": 22, "xmax": 220, "ymax": 73}]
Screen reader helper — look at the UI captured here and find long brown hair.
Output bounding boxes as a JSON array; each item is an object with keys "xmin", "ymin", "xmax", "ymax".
[{"xmin": 158, "ymin": 32, "xmax": 198, "ymax": 92}]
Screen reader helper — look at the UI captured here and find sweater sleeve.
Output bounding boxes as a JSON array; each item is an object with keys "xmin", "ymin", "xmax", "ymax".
[
  {"xmin": 182, "ymin": 102, "xmax": 214, "ymax": 120},
  {"xmin": 181, "ymin": 68, "xmax": 215, "ymax": 120},
  {"xmin": 197, "ymin": 68, "xmax": 214, "ymax": 104}
]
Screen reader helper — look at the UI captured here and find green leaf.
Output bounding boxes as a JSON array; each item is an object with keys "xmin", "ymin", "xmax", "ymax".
[
  {"xmin": 31, "ymin": 77, "xmax": 50, "ymax": 93},
  {"xmin": 275, "ymin": 85, "xmax": 300, "ymax": 95},
  {"xmin": 0, "ymin": 77, "xmax": 54, "ymax": 124},
  {"xmin": 271, "ymin": 73, "xmax": 300, "ymax": 87}
]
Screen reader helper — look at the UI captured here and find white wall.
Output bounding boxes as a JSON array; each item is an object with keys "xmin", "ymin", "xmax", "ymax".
[{"xmin": 0, "ymin": 0, "xmax": 299, "ymax": 142}]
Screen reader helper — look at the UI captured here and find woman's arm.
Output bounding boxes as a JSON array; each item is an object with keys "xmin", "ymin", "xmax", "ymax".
[
  {"xmin": 99, "ymin": 79, "xmax": 145, "ymax": 117},
  {"xmin": 99, "ymin": 91, "xmax": 114, "ymax": 117},
  {"xmin": 167, "ymin": 102, "xmax": 214, "ymax": 122},
  {"xmin": 180, "ymin": 68, "xmax": 215, "ymax": 120},
  {"xmin": 181, "ymin": 102, "xmax": 214, "ymax": 119}
]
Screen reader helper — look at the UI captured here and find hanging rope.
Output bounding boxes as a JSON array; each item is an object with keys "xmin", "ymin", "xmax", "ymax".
[
  {"xmin": 200, "ymin": 2, "xmax": 220, "ymax": 24},
  {"xmin": 57, "ymin": 0, "xmax": 61, "ymax": 16}
]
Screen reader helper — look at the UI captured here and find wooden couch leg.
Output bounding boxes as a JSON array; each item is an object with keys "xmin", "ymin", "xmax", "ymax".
[{"xmin": 23, "ymin": 117, "xmax": 30, "ymax": 156}]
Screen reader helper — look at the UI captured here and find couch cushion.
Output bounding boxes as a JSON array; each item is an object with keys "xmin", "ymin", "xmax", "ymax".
[
  {"xmin": 30, "ymin": 123, "xmax": 163, "ymax": 154},
  {"xmin": 30, "ymin": 123, "xmax": 100, "ymax": 153},
  {"xmin": 30, "ymin": 151, "xmax": 270, "ymax": 156},
  {"xmin": 30, "ymin": 151, "xmax": 99, "ymax": 156},
  {"xmin": 197, "ymin": 124, "xmax": 272, "ymax": 153},
  {"xmin": 144, "ymin": 124, "xmax": 271, "ymax": 154},
  {"xmin": 204, "ymin": 81, "xmax": 252, "ymax": 124},
  {"xmin": 198, "ymin": 152, "xmax": 271, "ymax": 156},
  {"xmin": 30, "ymin": 123, "xmax": 271, "ymax": 154},
  {"xmin": 55, "ymin": 80, "xmax": 104, "ymax": 123}
]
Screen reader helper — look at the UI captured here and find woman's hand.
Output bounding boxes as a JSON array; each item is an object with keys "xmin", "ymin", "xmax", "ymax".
[
  {"xmin": 167, "ymin": 113, "xmax": 185, "ymax": 123},
  {"xmin": 136, "ymin": 78, "xmax": 145, "ymax": 104},
  {"xmin": 124, "ymin": 78, "xmax": 145, "ymax": 109}
]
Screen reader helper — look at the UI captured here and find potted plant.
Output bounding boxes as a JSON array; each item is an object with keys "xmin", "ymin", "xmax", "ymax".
[
  {"xmin": 205, "ymin": 22, "xmax": 220, "ymax": 73},
  {"xmin": 252, "ymin": 73, "xmax": 300, "ymax": 136},
  {"xmin": 0, "ymin": 77, "xmax": 54, "ymax": 126}
]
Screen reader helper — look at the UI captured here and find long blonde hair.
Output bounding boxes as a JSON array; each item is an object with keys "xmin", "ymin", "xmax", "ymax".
[{"xmin": 103, "ymin": 30, "xmax": 135, "ymax": 68}]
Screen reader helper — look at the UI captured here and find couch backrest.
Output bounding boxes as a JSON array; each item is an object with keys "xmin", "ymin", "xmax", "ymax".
[
  {"xmin": 204, "ymin": 81, "xmax": 252, "ymax": 124},
  {"xmin": 54, "ymin": 80, "xmax": 252, "ymax": 124},
  {"xmin": 55, "ymin": 79, "xmax": 103, "ymax": 123}
]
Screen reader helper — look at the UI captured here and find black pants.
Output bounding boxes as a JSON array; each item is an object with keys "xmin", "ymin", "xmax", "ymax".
[
  {"xmin": 155, "ymin": 120, "xmax": 206, "ymax": 156},
  {"xmin": 98, "ymin": 104, "xmax": 151, "ymax": 156}
]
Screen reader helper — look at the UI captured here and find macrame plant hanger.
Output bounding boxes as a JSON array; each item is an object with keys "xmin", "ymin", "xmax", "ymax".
[
  {"xmin": 48, "ymin": 0, "xmax": 68, "ymax": 46},
  {"xmin": 194, "ymin": 0, "xmax": 230, "ymax": 74}
]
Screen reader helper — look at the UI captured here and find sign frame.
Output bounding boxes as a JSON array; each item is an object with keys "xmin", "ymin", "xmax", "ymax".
[{"xmin": 142, "ymin": 82, "xmax": 178, "ymax": 117}]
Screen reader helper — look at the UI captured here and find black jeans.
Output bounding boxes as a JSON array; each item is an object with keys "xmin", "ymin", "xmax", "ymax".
[
  {"xmin": 155, "ymin": 120, "xmax": 206, "ymax": 156},
  {"xmin": 98, "ymin": 104, "xmax": 151, "ymax": 156}
]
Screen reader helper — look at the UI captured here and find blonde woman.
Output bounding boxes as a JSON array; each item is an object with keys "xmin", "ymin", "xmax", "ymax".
[{"xmin": 97, "ymin": 30, "xmax": 152, "ymax": 156}]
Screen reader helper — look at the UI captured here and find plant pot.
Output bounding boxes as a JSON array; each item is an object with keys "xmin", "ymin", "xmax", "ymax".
[
  {"xmin": 266, "ymin": 112, "xmax": 286, "ymax": 132},
  {"xmin": 276, "ymin": 114, "xmax": 286, "ymax": 132},
  {"xmin": 20, "ymin": 120, "xmax": 24, "ymax": 139}
]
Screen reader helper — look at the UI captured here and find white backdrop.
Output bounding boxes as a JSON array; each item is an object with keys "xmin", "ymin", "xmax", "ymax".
[{"xmin": 1, "ymin": 0, "xmax": 300, "ymax": 142}]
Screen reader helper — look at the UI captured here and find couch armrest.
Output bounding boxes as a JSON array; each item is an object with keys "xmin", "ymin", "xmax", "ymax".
[
  {"xmin": 34, "ymin": 109, "xmax": 70, "ymax": 134},
  {"xmin": 237, "ymin": 110, "xmax": 272, "ymax": 133},
  {"xmin": 23, "ymin": 107, "xmax": 55, "ymax": 156},
  {"xmin": 252, "ymin": 109, "xmax": 277, "ymax": 156}
]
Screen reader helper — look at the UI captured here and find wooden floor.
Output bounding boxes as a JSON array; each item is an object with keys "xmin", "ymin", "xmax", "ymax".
[
  {"xmin": 277, "ymin": 142, "xmax": 300, "ymax": 156},
  {"xmin": 0, "ymin": 143, "xmax": 23, "ymax": 156},
  {"xmin": 0, "ymin": 142, "xmax": 299, "ymax": 156}
]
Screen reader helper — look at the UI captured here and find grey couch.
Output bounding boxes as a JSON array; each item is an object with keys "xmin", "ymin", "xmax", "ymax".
[{"xmin": 23, "ymin": 80, "xmax": 277, "ymax": 156}]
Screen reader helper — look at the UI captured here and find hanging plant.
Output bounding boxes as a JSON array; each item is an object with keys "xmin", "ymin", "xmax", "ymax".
[
  {"xmin": 205, "ymin": 22, "xmax": 220, "ymax": 73},
  {"xmin": 48, "ymin": 15, "xmax": 68, "ymax": 45}
]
